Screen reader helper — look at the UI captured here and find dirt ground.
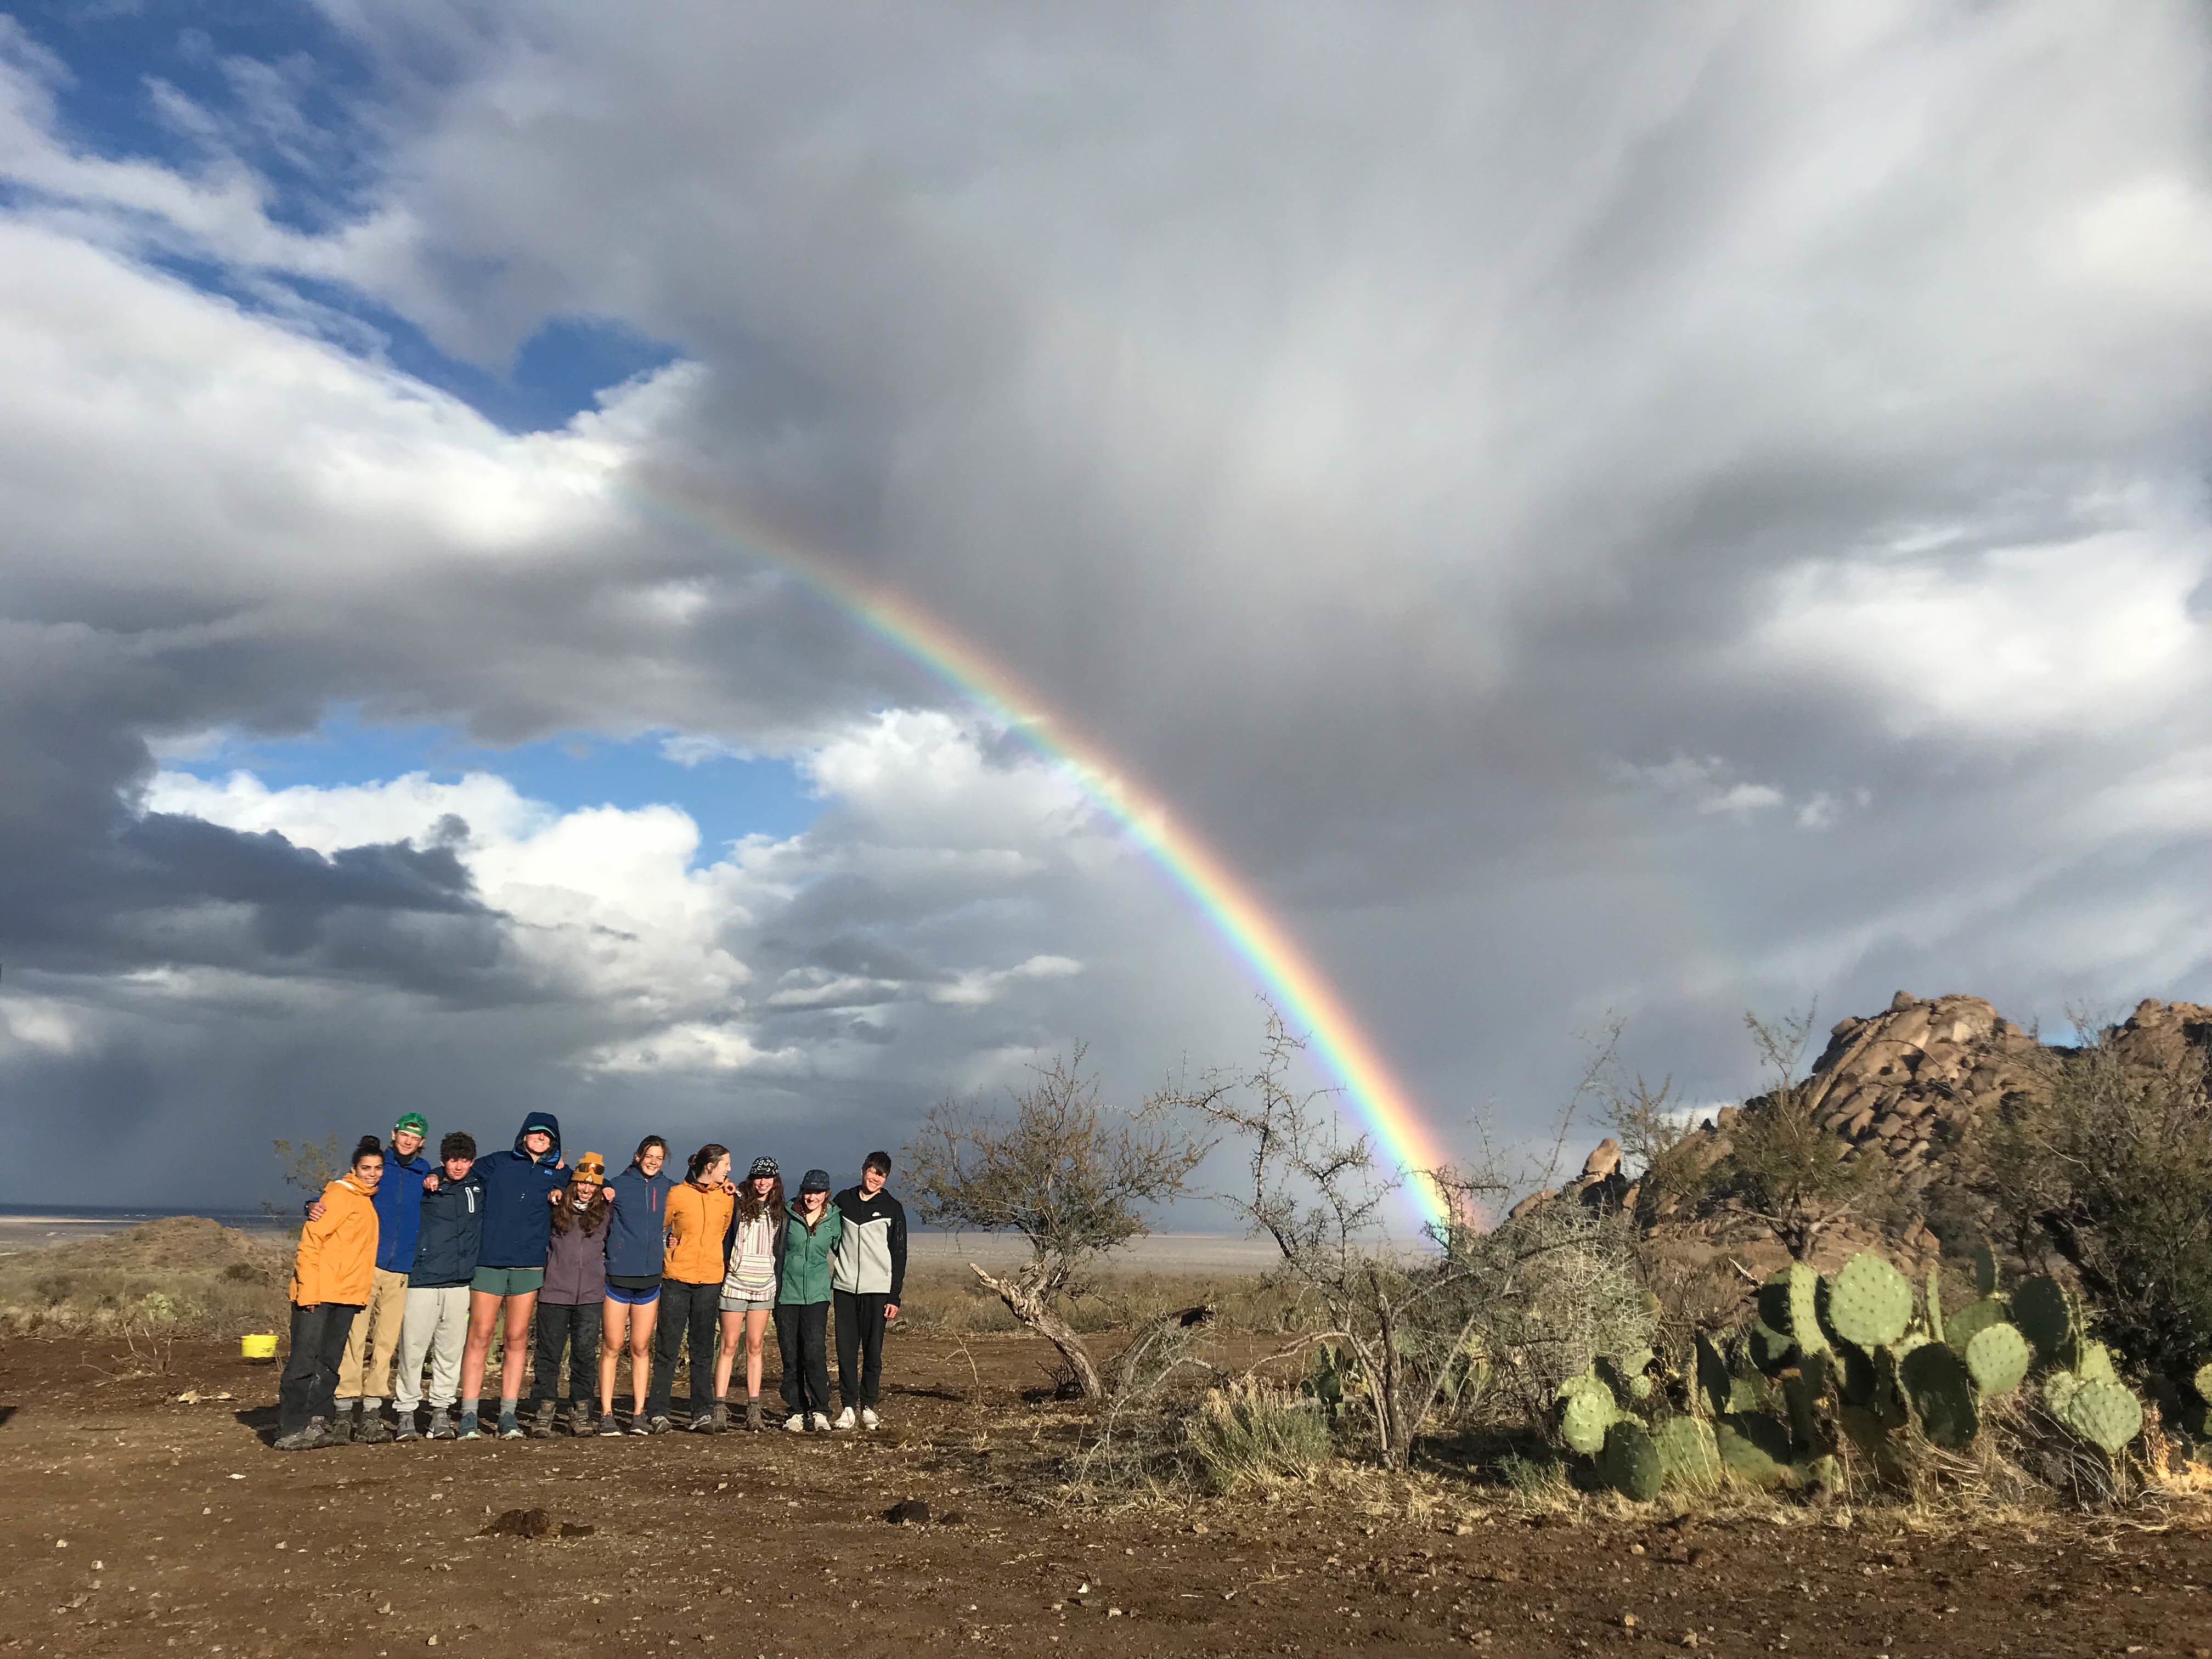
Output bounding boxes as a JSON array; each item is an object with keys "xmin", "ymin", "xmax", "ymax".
[{"xmin": 2, "ymin": 1333, "xmax": 2209, "ymax": 1659}]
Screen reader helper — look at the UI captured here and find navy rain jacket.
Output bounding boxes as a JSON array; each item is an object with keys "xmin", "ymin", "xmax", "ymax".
[
  {"xmin": 603, "ymin": 1156, "xmax": 678, "ymax": 1281},
  {"xmin": 372, "ymin": 1140, "xmax": 436, "ymax": 1274},
  {"xmin": 409, "ymin": 1165, "xmax": 486, "ymax": 1288},
  {"xmin": 472, "ymin": 1111, "xmax": 567, "ymax": 1270}
]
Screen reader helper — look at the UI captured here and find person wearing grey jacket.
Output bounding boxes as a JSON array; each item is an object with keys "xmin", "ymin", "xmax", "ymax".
[{"xmin": 828, "ymin": 1151, "xmax": 906, "ymax": 1430}]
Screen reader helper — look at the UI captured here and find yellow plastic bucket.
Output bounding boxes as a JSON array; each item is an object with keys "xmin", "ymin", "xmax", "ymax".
[{"xmin": 241, "ymin": 1333, "xmax": 278, "ymax": 1362}]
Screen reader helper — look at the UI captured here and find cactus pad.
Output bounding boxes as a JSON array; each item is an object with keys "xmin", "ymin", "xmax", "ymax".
[
  {"xmin": 1825, "ymin": 1252, "xmax": 1914, "ymax": 1350},
  {"xmin": 1944, "ymin": 1296, "xmax": 2011, "ymax": 1357},
  {"xmin": 1655, "ymin": 1417, "xmax": 1721, "ymax": 1493},
  {"xmin": 1716, "ymin": 1414, "xmax": 1794, "ymax": 1490},
  {"xmin": 1900, "ymin": 1342, "xmax": 1979, "ymax": 1449},
  {"xmin": 1602, "ymin": 1419, "xmax": 1663, "ymax": 1501},
  {"xmin": 2075, "ymin": 1341, "xmax": 2117, "ymax": 1385},
  {"xmin": 2194, "ymin": 1361, "xmax": 2212, "ymax": 1404},
  {"xmin": 1963, "ymin": 1322, "xmax": 2031, "ymax": 1397},
  {"xmin": 1973, "ymin": 1241, "xmax": 1999, "ymax": 1299},
  {"xmin": 1748, "ymin": 1318, "xmax": 1797, "ymax": 1376},
  {"xmin": 2055, "ymin": 1378, "xmax": 2143, "ymax": 1455},
  {"xmin": 1559, "ymin": 1386, "xmax": 1616, "ymax": 1455},
  {"xmin": 1926, "ymin": 1265, "xmax": 1946, "ymax": 1346},
  {"xmin": 2012, "ymin": 1274, "xmax": 2079, "ymax": 1364},
  {"xmin": 1695, "ymin": 1333, "xmax": 1733, "ymax": 1420}
]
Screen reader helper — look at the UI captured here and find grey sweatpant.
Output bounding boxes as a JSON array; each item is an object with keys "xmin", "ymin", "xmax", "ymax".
[{"xmin": 394, "ymin": 1285, "xmax": 469, "ymax": 1413}]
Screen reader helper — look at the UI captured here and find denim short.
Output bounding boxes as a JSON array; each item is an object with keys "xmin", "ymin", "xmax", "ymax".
[
  {"xmin": 720, "ymin": 1290, "xmax": 775, "ymax": 1313},
  {"xmin": 605, "ymin": 1281, "xmax": 661, "ymax": 1306}
]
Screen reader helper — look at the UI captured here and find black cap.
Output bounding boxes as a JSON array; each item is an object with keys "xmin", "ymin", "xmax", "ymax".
[
  {"xmin": 748, "ymin": 1155, "xmax": 780, "ymax": 1181},
  {"xmin": 799, "ymin": 1167, "xmax": 832, "ymax": 1194}
]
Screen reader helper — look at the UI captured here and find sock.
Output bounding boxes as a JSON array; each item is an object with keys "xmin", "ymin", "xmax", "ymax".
[
  {"xmin": 459, "ymin": 1398, "xmax": 479, "ymax": 1420},
  {"xmin": 335, "ymin": 1398, "xmax": 357, "ymax": 1414},
  {"xmin": 363, "ymin": 1398, "xmax": 383, "ymax": 1415}
]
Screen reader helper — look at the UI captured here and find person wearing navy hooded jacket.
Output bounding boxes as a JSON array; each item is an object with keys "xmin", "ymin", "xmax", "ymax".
[{"xmin": 456, "ymin": 1110, "xmax": 567, "ymax": 1439}]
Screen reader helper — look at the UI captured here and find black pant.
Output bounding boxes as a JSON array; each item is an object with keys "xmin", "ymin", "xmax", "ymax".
[
  {"xmin": 646, "ymin": 1279, "xmax": 719, "ymax": 1421},
  {"xmin": 530, "ymin": 1299, "xmax": 602, "ymax": 1407},
  {"xmin": 775, "ymin": 1301, "xmax": 832, "ymax": 1416},
  {"xmin": 834, "ymin": 1289, "xmax": 888, "ymax": 1410},
  {"xmin": 277, "ymin": 1301, "xmax": 360, "ymax": 1435}
]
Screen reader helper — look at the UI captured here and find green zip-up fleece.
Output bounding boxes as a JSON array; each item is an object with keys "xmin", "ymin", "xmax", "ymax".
[{"xmin": 774, "ymin": 1201, "xmax": 843, "ymax": 1306}]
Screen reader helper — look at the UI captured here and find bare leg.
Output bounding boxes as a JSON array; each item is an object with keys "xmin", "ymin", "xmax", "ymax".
[
  {"xmin": 459, "ymin": 1289, "xmax": 502, "ymax": 1403},
  {"xmin": 627, "ymin": 1298, "xmax": 658, "ymax": 1414},
  {"xmin": 599, "ymin": 1300, "xmax": 627, "ymax": 1416},
  {"xmin": 714, "ymin": 1310, "xmax": 743, "ymax": 1402},
  {"xmin": 744, "ymin": 1307, "xmax": 770, "ymax": 1400},
  {"xmin": 499, "ymin": 1291, "xmax": 538, "ymax": 1408}
]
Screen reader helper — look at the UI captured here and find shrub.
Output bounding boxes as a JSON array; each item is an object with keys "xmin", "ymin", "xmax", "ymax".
[{"xmin": 1185, "ymin": 1380, "xmax": 1334, "ymax": 1493}]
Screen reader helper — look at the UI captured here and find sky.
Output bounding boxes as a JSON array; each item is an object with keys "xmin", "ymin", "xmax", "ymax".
[{"xmin": 5, "ymin": 2, "xmax": 2212, "ymax": 1212}]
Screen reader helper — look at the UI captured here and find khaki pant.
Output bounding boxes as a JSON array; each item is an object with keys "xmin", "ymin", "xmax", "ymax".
[
  {"xmin": 394, "ymin": 1285, "xmax": 470, "ymax": 1412},
  {"xmin": 337, "ymin": 1268, "xmax": 410, "ymax": 1403}
]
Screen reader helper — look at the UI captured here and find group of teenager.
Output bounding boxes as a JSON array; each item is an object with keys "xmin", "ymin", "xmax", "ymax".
[{"xmin": 273, "ymin": 1109, "xmax": 909, "ymax": 1449}]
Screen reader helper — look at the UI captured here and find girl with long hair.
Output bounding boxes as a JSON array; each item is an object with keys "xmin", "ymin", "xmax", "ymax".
[
  {"xmin": 274, "ymin": 1136, "xmax": 384, "ymax": 1450},
  {"xmin": 598, "ymin": 1135, "xmax": 674, "ymax": 1434},
  {"xmin": 650, "ymin": 1143, "xmax": 734, "ymax": 1432},
  {"xmin": 713, "ymin": 1156, "xmax": 786, "ymax": 1431},
  {"xmin": 774, "ymin": 1169, "xmax": 843, "ymax": 1432},
  {"xmin": 531, "ymin": 1152, "xmax": 609, "ymax": 1436}
]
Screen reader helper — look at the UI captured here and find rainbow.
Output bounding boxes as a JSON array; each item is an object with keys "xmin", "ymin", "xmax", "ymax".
[{"xmin": 624, "ymin": 469, "xmax": 1454, "ymax": 1229}]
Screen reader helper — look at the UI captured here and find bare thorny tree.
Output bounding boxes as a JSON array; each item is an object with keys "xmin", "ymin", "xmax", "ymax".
[{"xmin": 904, "ymin": 1047, "xmax": 1212, "ymax": 1400}]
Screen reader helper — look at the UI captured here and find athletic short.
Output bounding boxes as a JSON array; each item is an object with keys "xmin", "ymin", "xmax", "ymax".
[
  {"xmin": 720, "ymin": 1290, "xmax": 775, "ymax": 1312},
  {"xmin": 471, "ymin": 1266, "xmax": 544, "ymax": 1297},
  {"xmin": 605, "ymin": 1282, "xmax": 661, "ymax": 1306}
]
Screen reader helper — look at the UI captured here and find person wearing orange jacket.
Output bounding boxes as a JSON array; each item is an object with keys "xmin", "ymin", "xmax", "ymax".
[
  {"xmin": 645, "ymin": 1144, "xmax": 733, "ymax": 1432},
  {"xmin": 275, "ymin": 1137, "xmax": 385, "ymax": 1451}
]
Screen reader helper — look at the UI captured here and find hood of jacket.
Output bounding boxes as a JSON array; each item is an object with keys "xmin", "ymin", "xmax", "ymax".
[{"xmin": 512, "ymin": 1110, "xmax": 562, "ymax": 1163}]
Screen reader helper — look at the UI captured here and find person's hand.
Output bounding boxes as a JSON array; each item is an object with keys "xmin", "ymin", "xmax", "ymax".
[
  {"xmin": 599, "ymin": 1185, "xmax": 616, "ymax": 1204},
  {"xmin": 556, "ymin": 1158, "xmax": 568, "ymax": 1171},
  {"xmin": 884, "ymin": 1303, "xmax": 899, "ymax": 1322},
  {"xmin": 297, "ymin": 1302, "xmax": 318, "ymax": 1312},
  {"xmin": 305, "ymin": 1200, "xmax": 325, "ymax": 1222},
  {"xmin": 549, "ymin": 1188, "xmax": 562, "ymax": 1206},
  {"xmin": 422, "ymin": 1173, "xmax": 439, "ymax": 1192}
]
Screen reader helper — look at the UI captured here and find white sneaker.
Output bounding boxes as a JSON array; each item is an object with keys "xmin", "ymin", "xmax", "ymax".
[
  {"xmin": 810, "ymin": 1412, "xmax": 834, "ymax": 1432},
  {"xmin": 783, "ymin": 1413, "xmax": 807, "ymax": 1434},
  {"xmin": 860, "ymin": 1407, "xmax": 881, "ymax": 1431},
  {"xmin": 831, "ymin": 1407, "xmax": 856, "ymax": 1431}
]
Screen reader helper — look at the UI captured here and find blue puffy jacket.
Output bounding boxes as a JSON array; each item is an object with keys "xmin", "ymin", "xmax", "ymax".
[
  {"xmin": 409, "ymin": 1167, "xmax": 485, "ymax": 1288},
  {"xmin": 373, "ymin": 1142, "xmax": 436, "ymax": 1274},
  {"xmin": 603, "ymin": 1158, "xmax": 678, "ymax": 1280},
  {"xmin": 473, "ymin": 1111, "xmax": 567, "ymax": 1270}
]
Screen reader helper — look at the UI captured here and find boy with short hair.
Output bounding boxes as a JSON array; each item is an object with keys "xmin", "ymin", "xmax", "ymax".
[
  {"xmin": 393, "ymin": 1131, "xmax": 483, "ymax": 1441},
  {"xmin": 828, "ymin": 1150, "xmax": 906, "ymax": 1431}
]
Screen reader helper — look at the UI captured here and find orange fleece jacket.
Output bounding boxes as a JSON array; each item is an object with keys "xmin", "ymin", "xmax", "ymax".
[
  {"xmin": 289, "ymin": 1176, "xmax": 380, "ymax": 1306},
  {"xmin": 662, "ymin": 1180, "xmax": 735, "ymax": 1285}
]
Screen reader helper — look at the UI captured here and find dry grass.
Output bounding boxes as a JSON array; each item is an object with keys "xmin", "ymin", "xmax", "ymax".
[{"xmin": 0, "ymin": 1217, "xmax": 291, "ymax": 1338}]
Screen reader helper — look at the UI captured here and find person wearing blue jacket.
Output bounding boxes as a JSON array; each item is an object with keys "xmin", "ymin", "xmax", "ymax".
[
  {"xmin": 458, "ymin": 1110, "xmax": 568, "ymax": 1440},
  {"xmin": 393, "ymin": 1131, "xmax": 484, "ymax": 1441},
  {"xmin": 323, "ymin": 1112, "xmax": 436, "ymax": 1443},
  {"xmin": 595, "ymin": 1135, "xmax": 675, "ymax": 1435}
]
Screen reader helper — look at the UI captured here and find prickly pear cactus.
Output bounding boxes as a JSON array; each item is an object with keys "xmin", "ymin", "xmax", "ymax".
[
  {"xmin": 1973, "ymin": 1240, "xmax": 1999, "ymax": 1299},
  {"xmin": 1716, "ymin": 1414, "xmax": 1794, "ymax": 1490},
  {"xmin": 1824, "ymin": 1252, "xmax": 1914, "ymax": 1350},
  {"xmin": 1602, "ymin": 1418, "xmax": 1663, "ymax": 1502},
  {"xmin": 2195, "ymin": 1361, "xmax": 2212, "ymax": 1404},
  {"xmin": 1944, "ymin": 1295, "xmax": 2011, "ymax": 1356},
  {"xmin": 1963, "ymin": 1322, "xmax": 2031, "ymax": 1397},
  {"xmin": 1925, "ymin": 1266, "xmax": 1945, "ymax": 1347},
  {"xmin": 2012, "ymin": 1274, "xmax": 2080, "ymax": 1365},
  {"xmin": 2075, "ymin": 1341, "xmax": 2117, "ymax": 1385},
  {"xmin": 1559, "ymin": 1384, "xmax": 1617, "ymax": 1455},
  {"xmin": 1900, "ymin": 1342, "xmax": 1979, "ymax": 1450},
  {"xmin": 1654, "ymin": 1415, "xmax": 1720, "ymax": 1493},
  {"xmin": 2054, "ymin": 1378, "xmax": 2143, "ymax": 1455},
  {"xmin": 1759, "ymin": 1265, "xmax": 1829, "ymax": 1357},
  {"xmin": 1748, "ymin": 1318, "xmax": 1797, "ymax": 1376}
]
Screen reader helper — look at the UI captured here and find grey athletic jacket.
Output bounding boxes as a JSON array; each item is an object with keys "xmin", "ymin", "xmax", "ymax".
[{"xmin": 829, "ymin": 1186, "xmax": 907, "ymax": 1301}]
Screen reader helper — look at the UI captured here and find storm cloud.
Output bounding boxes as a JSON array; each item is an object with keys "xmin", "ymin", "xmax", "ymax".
[{"xmin": 4, "ymin": 3, "xmax": 2212, "ymax": 1205}]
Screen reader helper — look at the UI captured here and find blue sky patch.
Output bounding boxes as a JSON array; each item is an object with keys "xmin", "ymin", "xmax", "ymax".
[{"xmin": 167, "ymin": 711, "xmax": 821, "ymax": 860}]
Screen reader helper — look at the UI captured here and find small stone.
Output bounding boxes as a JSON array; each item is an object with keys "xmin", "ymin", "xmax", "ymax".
[
  {"xmin": 1682, "ymin": 1635, "xmax": 1700, "ymax": 1649},
  {"xmin": 1622, "ymin": 1615, "xmax": 1638, "ymax": 1629}
]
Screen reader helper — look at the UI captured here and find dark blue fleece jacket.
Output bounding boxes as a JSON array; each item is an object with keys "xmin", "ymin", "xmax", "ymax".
[
  {"xmin": 472, "ymin": 1111, "xmax": 567, "ymax": 1270},
  {"xmin": 409, "ymin": 1166, "xmax": 485, "ymax": 1288},
  {"xmin": 602, "ymin": 1159, "xmax": 678, "ymax": 1280},
  {"xmin": 372, "ymin": 1141, "xmax": 436, "ymax": 1274}
]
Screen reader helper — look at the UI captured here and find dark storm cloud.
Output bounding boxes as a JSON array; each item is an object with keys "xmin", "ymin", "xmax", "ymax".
[{"xmin": 5, "ymin": 3, "xmax": 2212, "ymax": 1201}]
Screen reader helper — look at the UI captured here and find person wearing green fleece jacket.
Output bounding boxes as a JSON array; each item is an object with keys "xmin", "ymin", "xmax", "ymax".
[{"xmin": 772, "ymin": 1170, "xmax": 842, "ymax": 1432}]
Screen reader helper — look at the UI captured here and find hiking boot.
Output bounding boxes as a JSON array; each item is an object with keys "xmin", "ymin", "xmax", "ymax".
[
  {"xmin": 426, "ymin": 1409, "xmax": 455, "ymax": 1441},
  {"xmin": 529, "ymin": 1401, "xmax": 558, "ymax": 1439},
  {"xmin": 353, "ymin": 1410, "xmax": 394, "ymax": 1445},
  {"xmin": 326, "ymin": 1406, "xmax": 356, "ymax": 1444},
  {"xmin": 810, "ymin": 1412, "xmax": 833, "ymax": 1432},
  {"xmin": 566, "ymin": 1403, "xmax": 593, "ymax": 1437},
  {"xmin": 783, "ymin": 1413, "xmax": 807, "ymax": 1434},
  {"xmin": 392, "ymin": 1412, "xmax": 421, "ymax": 1443},
  {"xmin": 273, "ymin": 1418, "xmax": 331, "ymax": 1451},
  {"xmin": 744, "ymin": 1399, "xmax": 763, "ymax": 1432},
  {"xmin": 831, "ymin": 1406, "xmax": 855, "ymax": 1431},
  {"xmin": 860, "ymin": 1407, "xmax": 881, "ymax": 1431},
  {"xmin": 645, "ymin": 1414, "xmax": 673, "ymax": 1435}
]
